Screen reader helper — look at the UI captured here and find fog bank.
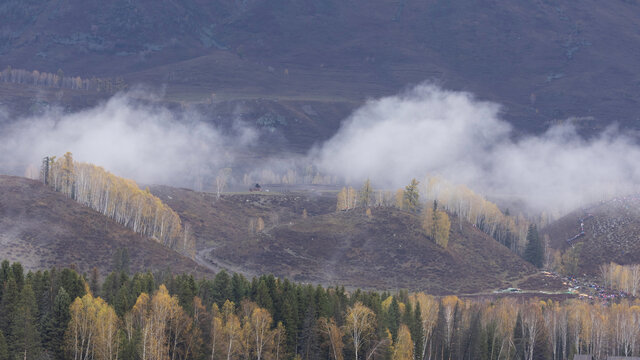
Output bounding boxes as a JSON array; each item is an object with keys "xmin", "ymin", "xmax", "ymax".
[
  {"xmin": 0, "ymin": 93, "xmax": 257, "ymax": 186},
  {"xmin": 2, "ymin": 84, "xmax": 639, "ymax": 214},
  {"xmin": 314, "ymin": 84, "xmax": 640, "ymax": 212}
]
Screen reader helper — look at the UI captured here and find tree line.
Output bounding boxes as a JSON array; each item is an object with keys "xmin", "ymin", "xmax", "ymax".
[
  {"xmin": 599, "ymin": 263, "xmax": 640, "ymax": 297},
  {"xmin": 4, "ymin": 259, "xmax": 640, "ymax": 360},
  {"xmin": 40, "ymin": 153, "xmax": 189, "ymax": 254},
  {"xmin": 0, "ymin": 66, "xmax": 126, "ymax": 93}
]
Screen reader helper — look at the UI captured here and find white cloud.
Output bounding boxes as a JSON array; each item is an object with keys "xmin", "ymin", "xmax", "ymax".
[{"xmin": 315, "ymin": 84, "xmax": 640, "ymax": 213}]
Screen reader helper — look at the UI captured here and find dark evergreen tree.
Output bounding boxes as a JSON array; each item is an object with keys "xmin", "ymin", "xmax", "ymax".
[
  {"xmin": 315, "ymin": 285, "xmax": 331, "ymax": 319},
  {"xmin": 280, "ymin": 284, "xmax": 299, "ymax": 355},
  {"xmin": 49, "ymin": 287, "xmax": 70, "ymax": 360},
  {"xmin": 0, "ymin": 261, "xmax": 10, "ymax": 301},
  {"xmin": 513, "ymin": 312, "xmax": 525, "ymax": 360},
  {"xmin": 89, "ymin": 267, "xmax": 100, "ymax": 296},
  {"xmin": 175, "ymin": 274, "xmax": 196, "ymax": 314},
  {"xmin": 412, "ymin": 302, "xmax": 424, "ymax": 360},
  {"xmin": 450, "ymin": 303, "xmax": 463, "ymax": 360},
  {"xmin": 57, "ymin": 268, "xmax": 85, "ymax": 301},
  {"xmin": 431, "ymin": 303, "xmax": 448, "ymax": 360},
  {"xmin": 466, "ymin": 309, "xmax": 488, "ymax": 360},
  {"xmin": 212, "ymin": 270, "xmax": 232, "ymax": 307},
  {"xmin": 401, "ymin": 299, "xmax": 413, "ymax": 330},
  {"xmin": 0, "ymin": 330, "xmax": 7, "ymax": 360},
  {"xmin": 11, "ymin": 262, "xmax": 24, "ymax": 291},
  {"xmin": 256, "ymin": 279, "xmax": 274, "ymax": 314},
  {"xmin": 388, "ymin": 297, "xmax": 400, "ymax": 341},
  {"xmin": 299, "ymin": 305, "xmax": 321, "ymax": 360},
  {"xmin": 0, "ymin": 276, "xmax": 17, "ymax": 336},
  {"xmin": 114, "ymin": 284, "xmax": 131, "ymax": 317},
  {"xmin": 10, "ymin": 283, "xmax": 41, "ymax": 359},
  {"xmin": 119, "ymin": 330, "xmax": 141, "ymax": 360},
  {"xmin": 231, "ymin": 273, "xmax": 249, "ymax": 304},
  {"xmin": 112, "ymin": 247, "xmax": 130, "ymax": 274},
  {"xmin": 30, "ymin": 270, "xmax": 53, "ymax": 340},
  {"xmin": 524, "ymin": 224, "xmax": 544, "ymax": 268}
]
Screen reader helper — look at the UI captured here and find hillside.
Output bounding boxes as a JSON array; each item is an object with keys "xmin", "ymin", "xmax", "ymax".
[
  {"xmin": 0, "ymin": 175, "xmax": 209, "ymax": 276},
  {"xmin": 3, "ymin": 0, "xmax": 640, "ymax": 150},
  {"xmin": 151, "ymin": 186, "xmax": 535, "ymax": 294},
  {"xmin": 544, "ymin": 194, "xmax": 640, "ymax": 274}
]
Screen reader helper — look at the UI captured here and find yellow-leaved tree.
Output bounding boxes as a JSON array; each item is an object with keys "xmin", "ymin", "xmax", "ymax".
[
  {"xmin": 132, "ymin": 285, "xmax": 189, "ymax": 360},
  {"xmin": 422, "ymin": 201, "xmax": 451, "ymax": 248},
  {"xmin": 392, "ymin": 325, "xmax": 413, "ymax": 360},
  {"xmin": 344, "ymin": 302, "xmax": 375, "ymax": 360},
  {"xmin": 320, "ymin": 317, "xmax": 344, "ymax": 360},
  {"xmin": 67, "ymin": 293, "xmax": 120, "ymax": 360}
]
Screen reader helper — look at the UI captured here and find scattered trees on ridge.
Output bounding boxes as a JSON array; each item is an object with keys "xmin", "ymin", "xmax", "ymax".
[{"xmin": 41, "ymin": 153, "xmax": 185, "ymax": 251}]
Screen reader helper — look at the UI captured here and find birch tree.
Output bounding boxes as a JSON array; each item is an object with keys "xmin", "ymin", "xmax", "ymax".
[{"xmin": 345, "ymin": 302, "xmax": 375, "ymax": 360}]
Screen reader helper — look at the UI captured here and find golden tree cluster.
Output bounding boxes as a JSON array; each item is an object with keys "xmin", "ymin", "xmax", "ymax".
[
  {"xmin": 422, "ymin": 203, "xmax": 451, "ymax": 248},
  {"xmin": 67, "ymin": 293, "xmax": 120, "ymax": 360},
  {"xmin": 1, "ymin": 65, "xmax": 126, "ymax": 93},
  {"xmin": 600, "ymin": 262, "xmax": 640, "ymax": 296},
  {"xmin": 336, "ymin": 186, "xmax": 358, "ymax": 211},
  {"xmin": 209, "ymin": 300, "xmax": 285, "ymax": 360},
  {"xmin": 422, "ymin": 176, "xmax": 530, "ymax": 252},
  {"xmin": 43, "ymin": 153, "xmax": 184, "ymax": 250}
]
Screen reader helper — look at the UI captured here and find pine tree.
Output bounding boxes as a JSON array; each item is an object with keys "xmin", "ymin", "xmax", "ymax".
[
  {"xmin": 11, "ymin": 262, "xmax": 24, "ymax": 291},
  {"xmin": 90, "ymin": 267, "xmax": 100, "ymax": 296},
  {"xmin": 431, "ymin": 304, "xmax": 447, "ymax": 360},
  {"xmin": 513, "ymin": 312, "xmax": 525, "ymax": 360},
  {"xmin": 50, "ymin": 287, "xmax": 71, "ymax": 360},
  {"xmin": 411, "ymin": 302, "xmax": 424, "ymax": 360},
  {"xmin": 213, "ymin": 271, "xmax": 232, "ymax": 307},
  {"xmin": 10, "ymin": 284, "xmax": 42, "ymax": 359},
  {"xmin": 0, "ymin": 276, "xmax": 18, "ymax": 336},
  {"xmin": 467, "ymin": 309, "xmax": 488, "ymax": 360},
  {"xmin": 388, "ymin": 297, "xmax": 400, "ymax": 341},
  {"xmin": 256, "ymin": 280, "xmax": 274, "ymax": 314},
  {"xmin": 524, "ymin": 224, "xmax": 544, "ymax": 268},
  {"xmin": 403, "ymin": 179, "xmax": 420, "ymax": 212},
  {"xmin": 450, "ymin": 303, "xmax": 463, "ymax": 360},
  {"xmin": 0, "ymin": 330, "xmax": 7, "ymax": 360},
  {"xmin": 231, "ymin": 273, "xmax": 250, "ymax": 304}
]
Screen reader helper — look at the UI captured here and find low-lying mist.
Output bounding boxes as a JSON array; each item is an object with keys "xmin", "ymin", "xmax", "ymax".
[
  {"xmin": 314, "ymin": 84, "xmax": 640, "ymax": 214},
  {"xmin": 1, "ymin": 84, "xmax": 639, "ymax": 215},
  {"xmin": 0, "ymin": 93, "xmax": 257, "ymax": 186}
]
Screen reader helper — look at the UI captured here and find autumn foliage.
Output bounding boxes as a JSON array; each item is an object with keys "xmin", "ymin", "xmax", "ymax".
[{"xmin": 42, "ymin": 153, "xmax": 183, "ymax": 249}]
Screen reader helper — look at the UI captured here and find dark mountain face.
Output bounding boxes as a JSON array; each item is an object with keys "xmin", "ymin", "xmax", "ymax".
[{"xmin": 2, "ymin": 0, "xmax": 640, "ymax": 144}]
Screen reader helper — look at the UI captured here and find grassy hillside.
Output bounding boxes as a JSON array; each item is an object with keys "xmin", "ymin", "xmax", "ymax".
[
  {"xmin": 151, "ymin": 186, "xmax": 535, "ymax": 294},
  {"xmin": 0, "ymin": 175, "xmax": 209, "ymax": 275},
  {"xmin": 544, "ymin": 195, "xmax": 640, "ymax": 274}
]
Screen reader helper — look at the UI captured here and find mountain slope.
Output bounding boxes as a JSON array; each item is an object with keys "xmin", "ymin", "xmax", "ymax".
[
  {"xmin": 3, "ymin": 0, "xmax": 640, "ymax": 149},
  {"xmin": 151, "ymin": 186, "xmax": 534, "ymax": 294},
  {"xmin": 0, "ymin": 175, "xmax": 209, "ymax": 275},
  {"xmin": 544, "ymin": 195, "xmax": 640, "ymax": 274}
]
